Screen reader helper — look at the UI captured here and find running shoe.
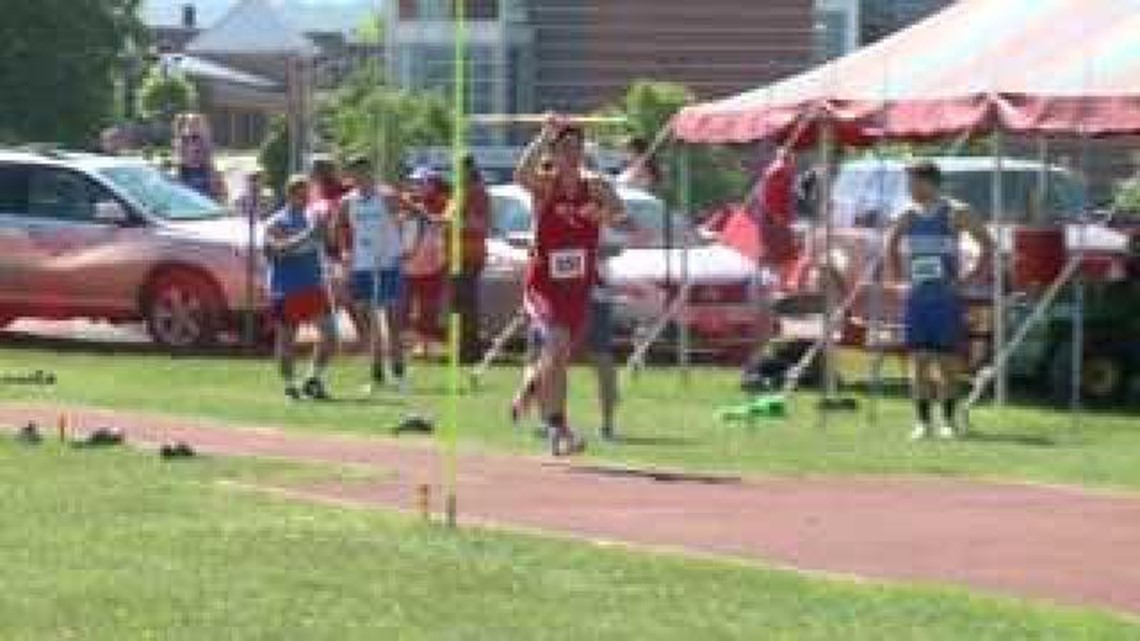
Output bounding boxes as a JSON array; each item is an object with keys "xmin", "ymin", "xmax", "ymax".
[{"xmin": 910, "ymin": 422, "xmax": 932, "ymax": 441}]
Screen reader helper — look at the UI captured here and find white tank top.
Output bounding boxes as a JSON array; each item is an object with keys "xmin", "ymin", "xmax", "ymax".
[{"xmin": 346, "ymin": 189, "xmax": 402, "ymax": 272}]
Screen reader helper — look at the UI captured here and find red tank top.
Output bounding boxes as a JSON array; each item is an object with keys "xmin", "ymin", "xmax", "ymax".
[{"xmin": 527, "ymin": 180, "xmax": 601, "ymax": 290}]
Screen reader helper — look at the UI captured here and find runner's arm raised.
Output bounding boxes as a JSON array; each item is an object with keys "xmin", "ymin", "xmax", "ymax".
[{"xmin": 515, "ymin": 117, "xmax": 559, "ymax": 196}]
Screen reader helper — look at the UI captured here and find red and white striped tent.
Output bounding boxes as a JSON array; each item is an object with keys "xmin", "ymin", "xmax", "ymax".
[{"xmin": 672, "ymin": 0, "xmax": 1140, "ymax": 145}]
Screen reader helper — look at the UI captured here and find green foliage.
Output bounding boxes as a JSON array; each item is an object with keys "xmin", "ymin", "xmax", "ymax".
[
  {"xmin": 354, "ymin": 12, "xmax": 385, "ymax": 45},
  {"xmin": 136, "ymin": 64, "xmax": 198, "ymax": 122},
  {"xmin": 319, "ymin": 64, "xmax": 451, "ymax": 181},
  {"xmin": 258, "ymin": 115, "xmax": 291, "ymax": 198},
  {"xmin": 0, "ymin": 0, "xmax": 146, "ymax": 145},
  {"xmin": 1113, "ymin": 178, "xmax": 1140, "ymax": 216},
  {"xmin": 598, "ymin": 80, "xmax": 749, "ymax": 213}
]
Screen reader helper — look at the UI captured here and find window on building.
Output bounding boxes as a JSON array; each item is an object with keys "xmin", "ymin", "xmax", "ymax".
[{"xmin": 399, "ymin": 0, "xmax": 499, "ymax": 21}]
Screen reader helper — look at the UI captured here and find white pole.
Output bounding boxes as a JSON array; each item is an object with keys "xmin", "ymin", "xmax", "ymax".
[
  {"xmin": 992, "ymin": 130, "xmax": 1008, "ymax": 406},
  {"xmin": 819, "ymin": 122, "xmax": 837, "ymax": 425}
]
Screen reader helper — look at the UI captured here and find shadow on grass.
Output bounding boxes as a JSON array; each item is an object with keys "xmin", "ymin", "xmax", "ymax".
[
  {"xmin": 612, "ymin": 434, "xmax": 701, "ymax": 448},
  {"xmin": 961, "ymin": 431, "xmax": 1058, "ymax": 448},
  {"xmin": 570, "ymin": 463, "xmax": 741, "ymax": 485}
]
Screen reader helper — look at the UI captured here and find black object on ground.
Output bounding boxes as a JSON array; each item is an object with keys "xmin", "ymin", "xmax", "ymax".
[
  {"xmin": 16, "ymin": 422, "xmax": 42, "ymax": 444},
  {"xmin": 0, "ymin": 370, "xmax": 57, "ymax": 386},
  {"xmin": 741, "ymin": 339, "xmax": 819, "ymax": 393},
  {"xmin": 72, "ymin": 427, "xmax": 125, "ymax": 448},
  {"xmin": 393, "ymin": 415, "xmax": 435, "ymax": 435},
  {"xmin": 160, "ymin": 441, "xmax": 196, "ymax": 459},
  {"xmin": 817, "ymin": 397, "xmax": 860, "ymax": 412}
]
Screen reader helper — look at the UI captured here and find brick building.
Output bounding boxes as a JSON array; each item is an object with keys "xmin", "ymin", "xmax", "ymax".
[{"xmin": 387, "ymin": 0, "xmax": 816, "ymax": 118}]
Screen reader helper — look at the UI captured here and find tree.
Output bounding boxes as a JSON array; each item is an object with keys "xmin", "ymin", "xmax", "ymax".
[
  {"xmin": 136, "ymin": 64, "xmax": 198, "ymax": 123},
  {"xmin": 1114, "ymin": 179, "xmax": 1140, "ymax": 216},
  {"xmin": 598, "ymin": 80, "xmax": 749, "ymax": 214},
  {"xmin": 258, "ymin": 115, "xmax": 291, "ymax": 199},
  {"xmin": 319, "ymin": 64, "xmax": 451, "ymax": 181},
  {"xmin": 0, "ymin": 0, "xmax": 146, "ymax": 145}
]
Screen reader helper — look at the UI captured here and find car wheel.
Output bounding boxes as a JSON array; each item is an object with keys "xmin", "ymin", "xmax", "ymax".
[
  {"xmin": 1048, "ymin": 342, "xmax": 1128, "ymax": 406},
  {"xmin": 144, "ymin": 271, "xmax": 223, "ymax": 349}
]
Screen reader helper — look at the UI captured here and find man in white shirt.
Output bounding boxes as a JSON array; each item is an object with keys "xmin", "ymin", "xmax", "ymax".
[{"xmin": 334, "ymin": 155, "xmax": 409, "ymax": 393}]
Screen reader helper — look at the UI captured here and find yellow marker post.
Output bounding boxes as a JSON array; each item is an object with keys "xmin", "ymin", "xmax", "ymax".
[{"xmin": 442, "ymin": 0, "xmax": 468, "ymax": 529}]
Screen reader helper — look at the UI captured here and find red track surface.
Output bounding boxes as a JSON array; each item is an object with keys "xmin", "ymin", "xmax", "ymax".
[{"xmin": 5, "ymin": 402, "xmax": 1140, "ymax": 615}]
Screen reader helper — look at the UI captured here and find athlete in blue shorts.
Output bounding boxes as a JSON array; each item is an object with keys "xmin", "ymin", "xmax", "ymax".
[
  {"xmin": 886, "ymin": 161, "xmax": 993, "ymax": 440},
  {"xmin": 334, "ymin": 155, "xmax": 410, "ymax": 394}
]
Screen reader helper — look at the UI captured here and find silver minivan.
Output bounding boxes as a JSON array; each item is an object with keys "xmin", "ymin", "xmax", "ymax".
[{"xmin": 0, "ymin": 149, "xmax": 264, "ymax": 348}]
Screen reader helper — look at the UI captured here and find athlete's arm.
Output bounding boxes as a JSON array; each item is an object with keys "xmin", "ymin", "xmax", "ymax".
[
  {"xmin": 884, "ymin": 211, "xmax": 912, "ymax": 281},
  {"xmin": 953, "ymin": 205, "xmax": 995, "ymax": 282},
  {"xmin": 515, "ymin": 116, "xmax": 559, "ymax": 196}
]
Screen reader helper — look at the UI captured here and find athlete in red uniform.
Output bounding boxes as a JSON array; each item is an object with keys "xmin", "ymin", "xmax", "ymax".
[{"xmin": 513, "ymin": 115, "xmax": 625, "ymax": 456}]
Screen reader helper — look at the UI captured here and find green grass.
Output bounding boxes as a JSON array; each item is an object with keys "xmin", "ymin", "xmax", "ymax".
[
  {"xmin": 1, "ymin": 348, "xmax": 1138, "ymax": 490},
  {"xmin": 1, "ymin": 440, "xmax": 1137, "ymax": 640}
]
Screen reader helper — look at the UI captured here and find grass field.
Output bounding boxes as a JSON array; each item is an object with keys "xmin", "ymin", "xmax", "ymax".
[
  {"xmin": 2, "ymin": 440, "xmax": 1138, "ymax": 640},
  {"xmin": 1, "ymin": 347, "xmax": 1138, "ymax": 491}
]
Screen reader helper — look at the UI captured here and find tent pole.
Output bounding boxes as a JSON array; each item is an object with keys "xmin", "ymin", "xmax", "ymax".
[
  {"xmin": 677, "ymin": 142, "xmax": 692, "ymax": 384},
  {"xmin": 818, "ymin": 121, "xmax": 837, "ymax": 428},
  {"xmin": 991, "ymin": 129, "xmax": 1008, "ymax": 406}
]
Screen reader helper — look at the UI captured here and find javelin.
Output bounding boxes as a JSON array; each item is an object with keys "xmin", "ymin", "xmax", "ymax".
[{"xmin": 468, "ymin": 114, "xmax": 629, "ymax": 126}]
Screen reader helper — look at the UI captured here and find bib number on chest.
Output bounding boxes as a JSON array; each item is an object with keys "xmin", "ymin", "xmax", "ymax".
[
  {"xmin": 550, "ymin": 249, "xmax": 587, "ymax": 280},
  {"xmin": 910, "ymin": 256, "xmax": 946, "ymax": 283}
]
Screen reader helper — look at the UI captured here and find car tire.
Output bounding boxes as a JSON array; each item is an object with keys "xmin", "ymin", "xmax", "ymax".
[
  {"xmin": 1048, "ymin": 341, "xmax": 1129, "ymax": 407},
  {"xmin": 144, "ymin": 270, "xmax": 223, "ymax": 350}
]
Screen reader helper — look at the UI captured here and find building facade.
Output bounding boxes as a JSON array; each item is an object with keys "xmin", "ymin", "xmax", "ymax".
[
  {"xmin": 386, "ymin": 0, "xmax": 816, "ymax": 120},
  {"xmin": 813, "ymin": 0, "xmax": 952, "ymax": 60}
]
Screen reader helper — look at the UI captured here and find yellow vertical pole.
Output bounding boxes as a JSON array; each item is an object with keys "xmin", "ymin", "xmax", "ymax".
[{"xmin": 443, "ymin": 0, "xmax": 468, "ymax": 529}]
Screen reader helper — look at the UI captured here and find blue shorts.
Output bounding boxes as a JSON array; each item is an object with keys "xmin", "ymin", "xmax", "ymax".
[
  {"xmin": 350, "ymin": 269, "xmax": 403, "ymax": 307},
  {"xmin": 904, "ymin": 289, "xmax": 962, "ymax": 353}
]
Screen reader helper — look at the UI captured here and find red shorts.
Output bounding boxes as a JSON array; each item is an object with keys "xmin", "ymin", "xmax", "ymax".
[
  {"xmin": 524, "ymin": 283, "xmax": 590, "ymax": 336},
  {"xmin": 272, "ymin": 288, "xmax": 332, "ymax": 326}
]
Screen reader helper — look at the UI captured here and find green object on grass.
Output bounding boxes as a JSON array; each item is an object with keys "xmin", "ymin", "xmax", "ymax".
[{"xmin": 718, "ymin": 395, "xmax": 787, "ymax": 422}]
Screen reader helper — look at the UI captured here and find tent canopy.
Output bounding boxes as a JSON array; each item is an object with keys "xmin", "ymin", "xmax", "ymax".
[{"xmin": 673, "ymin": 0, "xmax": 1140, "ymax": 145}]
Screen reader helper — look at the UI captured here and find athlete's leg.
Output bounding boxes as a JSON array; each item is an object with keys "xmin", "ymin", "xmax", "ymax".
[
  {"xmin": 594, "ymin": 350, "xmax": 618, "ymax": 438},
  {"xmin": 935, "ymin": 352, "xmax": 964, "ymax": 434},
  {"xmin": 536, "ymin": 325, "xmax": 573, "ymax": 440},
  {"xmin": 275, "ymin": 319, "xmax": 301, "ymax": 397},
  {"xmin": 910, "ymin": 351, "xmax": 936, "ymax": 437},
  {"xmin": 588, "ymin": 298, "xmax": 618, "ymax": 439},
  {"xmin": 512, "ymin": 324, "xmax": 543, "ymax": 424}
]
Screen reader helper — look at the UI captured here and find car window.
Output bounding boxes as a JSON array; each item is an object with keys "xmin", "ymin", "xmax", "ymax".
[
  {"xmin": 0, "ymin": 164, "xmax": 29, "ymax": 213},
  {"xmin": 833, "ymin": 165, "xmax": 908, "ymax": 227},
  {"xmin": 99, "ymin": 165, "xmax": 224, "ymax": 221},
  {"xmin": 26, "ymin": 167, "xmax": 102, "ymax": 222},
  {"xmin": 491, "ymin": 193, "xmax": 531, "ymax": 236}
]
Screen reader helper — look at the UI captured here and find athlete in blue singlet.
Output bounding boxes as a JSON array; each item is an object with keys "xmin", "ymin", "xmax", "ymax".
[
  {"xmin": 887, "ymin": 161, "xmax": 994, "ymax": 440},
  {"xmin": 265, "ymin": 175, "xmax": 337, "ymax": 401}
]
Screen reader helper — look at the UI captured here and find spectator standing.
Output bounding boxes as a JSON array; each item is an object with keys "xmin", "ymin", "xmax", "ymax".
[
  {"xmin": 403, "ymin": 167, "xmax": 449, "ymax": 357},
  {"xmin": 452, "ymin": 155, "xmax": 491, "ymax": 364}
]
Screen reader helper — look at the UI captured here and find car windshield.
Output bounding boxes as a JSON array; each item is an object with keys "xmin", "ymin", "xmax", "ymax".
[
  {"xmin": 491, "ymin": 193, "xmax": 532, "ymax": 236},
  {"xmin": 98, "ymin": 165, "xmax": 226, "ymax": 221}
]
